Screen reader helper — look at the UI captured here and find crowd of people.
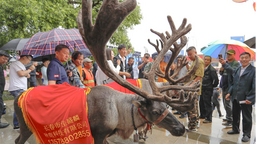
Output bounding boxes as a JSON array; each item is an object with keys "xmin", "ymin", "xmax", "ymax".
[{"xmin": 0, "ymin": 43, "xmax": 255, "ymax": 142}]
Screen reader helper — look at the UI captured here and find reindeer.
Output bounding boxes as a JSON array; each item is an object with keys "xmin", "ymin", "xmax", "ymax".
[{"xmin": 14, "ymin": 0, "xmax": 200, "ymax": 144}]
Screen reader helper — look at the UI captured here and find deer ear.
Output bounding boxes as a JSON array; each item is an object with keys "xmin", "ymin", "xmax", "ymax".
[
  {"xmin": 132, "ymin": 100, "xmax": 147, "ymax": 109},
  {"xmin": 132, "ymin": 100, "xmax": 141, "ymax": 108}
]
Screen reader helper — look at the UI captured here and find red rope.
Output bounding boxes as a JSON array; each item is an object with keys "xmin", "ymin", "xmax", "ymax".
[{"xmin": 138, "ymin": 108, "xmax": 152, "ymax": 130}]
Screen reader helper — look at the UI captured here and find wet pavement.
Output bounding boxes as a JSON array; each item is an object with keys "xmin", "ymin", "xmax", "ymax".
[{"xmin": 0, "ymin": 99, "xmax": 255, "ymax": 144}]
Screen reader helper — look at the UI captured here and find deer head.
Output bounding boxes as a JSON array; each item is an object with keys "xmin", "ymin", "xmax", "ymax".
[{"xmin": 77, "ymin": 0, "xmax": 200, "ymax": 113}]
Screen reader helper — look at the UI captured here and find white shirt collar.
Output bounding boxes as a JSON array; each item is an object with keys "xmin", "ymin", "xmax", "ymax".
[
  {"xmin": 241, "ymin": 64, "xmax": 250, "ymax": 70},
  {"xmin": 205, "ymin": 64, "xmax": 210, "ymax": 70},
  {"xmin": 118, "ymin": 54, "xmax": 126, "ymax": 64}
]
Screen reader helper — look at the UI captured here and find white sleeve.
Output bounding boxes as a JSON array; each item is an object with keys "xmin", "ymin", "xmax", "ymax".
[
  {"xmin": 41, "ymin": 67, "xmax": 47, "ymax": 79},
  {"xmin": 13, "ymin": 62, "xmax": 25, "ymax": 72},
  {"xmin": 107, "ymin": 60, "xmax": 120, "ymax": 74}
]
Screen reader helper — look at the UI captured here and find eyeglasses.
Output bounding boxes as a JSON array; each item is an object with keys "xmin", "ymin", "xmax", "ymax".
[{"xmin": 2, "ymin": 57, "xmax": 9, "ymax": 61}]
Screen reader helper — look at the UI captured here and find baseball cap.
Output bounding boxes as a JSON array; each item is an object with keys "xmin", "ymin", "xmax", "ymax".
[
  {"xmin": 83, "ymin": 58, "xmax": 93, "ymax": 63},
  {"xmin": 227, "ymin": 49, "xmax": 235, "ymax": 54}
]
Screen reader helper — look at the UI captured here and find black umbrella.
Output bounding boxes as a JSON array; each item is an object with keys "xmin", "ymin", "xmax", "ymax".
[
  {"xmin": 32, "ymin": 54, "xmax": 55, "ymax": 61},
  {"xmin": 244, "ymin": 36, "xmax": 255, "ymax": 48},
  {"xmin": 32, "ymin": 49, "xmax": 92, "ymax": 61},
  {"xmin": 0, "ymin": 38, "xmax": 30, "ymax": 51}
]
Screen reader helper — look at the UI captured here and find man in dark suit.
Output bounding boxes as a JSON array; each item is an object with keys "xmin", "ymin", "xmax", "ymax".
[
  {"xmin": 126, "ymin": 57, "xmax": 134, "ymax": 79},
  {"xmin": 200, "ymin": 56, "xmax": 219, "ymax": 123},
  {"xmin": 113, "ymin": 44, "xmax": 127, "ymax": 79},
  {"xmin": 223, "ymin": 52, "xmax": 255, "ymax": 142}
]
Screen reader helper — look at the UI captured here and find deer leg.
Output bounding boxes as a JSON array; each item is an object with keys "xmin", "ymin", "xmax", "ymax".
[
  {"xmin": 14, "ymin": 135, "xmax": 20, "ymax": 144},
  {"xmin": 103, "ymin": 135, "xmax": 110, "ymax": 144},
  {"xmin": 14, "ymin": 97, "xmax": 32, "ymax": 144},
  {"xmin": 93, "ymin": 134, "xmax": 109, "ymax": 144},
  {"xmin": 15, "ymin": 129, "xmax": 32, "ymax": 144}
]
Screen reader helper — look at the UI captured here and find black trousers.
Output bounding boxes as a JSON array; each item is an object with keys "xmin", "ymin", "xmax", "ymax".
[
  {"xmin": 232, "ymin": 99, "xmax": 252, "ymax": 137},
  {"xmin": 212, "ymin": 101, "xmax": 222, "ymax": 116},
  {"xmin": 201, "ymin": 89, "xmax": 213, "ymax": 121},
  {"xmin": 199, "ymin": 95, "xmax": 206, "ymax": 117}
]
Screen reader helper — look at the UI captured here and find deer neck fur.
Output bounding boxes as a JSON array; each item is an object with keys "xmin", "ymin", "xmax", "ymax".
[
  {"xmin": 115, "ymin": 94, "xmax": 147, "ymax": 139},
  {"xmin": 114, "ymin": 81, "xmax": 167, "ymax": 139}
]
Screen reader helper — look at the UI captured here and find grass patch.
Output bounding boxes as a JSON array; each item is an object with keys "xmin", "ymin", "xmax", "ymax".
[{"xmin": 3, "ymin": 91, "xmax": 14, "ymax": 101}]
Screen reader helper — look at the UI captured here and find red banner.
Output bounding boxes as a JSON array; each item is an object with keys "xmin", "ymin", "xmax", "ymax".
[
  {"xmin": 18, "ymin": 83, "xmax": 94, "ymax": 144},
  {"xmin": 104, "ymin": 79, "xmax": 142, "ymax": 94}
]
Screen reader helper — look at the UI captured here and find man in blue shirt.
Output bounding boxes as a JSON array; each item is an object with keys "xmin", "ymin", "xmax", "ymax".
[{"xmin": 47, "ymin": 44, "xmax": 70, "ymax": 85}]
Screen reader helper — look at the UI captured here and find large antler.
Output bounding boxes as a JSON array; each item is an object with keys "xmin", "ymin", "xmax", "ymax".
[
  {"xmin": 147, "ymin": 33, "xmax": 199, "ymax": 85},
  {"xmin": 77, "ymin": 0, "xmax": 199, "ymax": 112}
]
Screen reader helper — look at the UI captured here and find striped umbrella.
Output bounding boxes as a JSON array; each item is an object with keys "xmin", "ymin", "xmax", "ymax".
[
  {"xmin": 21, "ymin": 28, "xmax": 88, "ymax": 55},
  {"xmin": 201, "ymin": 39, "xmax": 255, "ymax": 60}
]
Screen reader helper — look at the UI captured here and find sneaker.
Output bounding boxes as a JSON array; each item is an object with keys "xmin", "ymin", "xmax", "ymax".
[
  {"xmin": 203, "ymin": 120, "xmax": 212, "ymax": 123},
  {"xmin": 222, "ymin": 122, "xmax": 232, "ymax": 127},
  {"xmin": 241, "ymin": 135, "xmax": 250, "ymax": 142},
  {"xmin": 0, "ymin": 123, "xmax": 9, "ymax": 128},
  {"xmin": 13, "ymin": 125, "xmax": 19, "ymax": 129}
]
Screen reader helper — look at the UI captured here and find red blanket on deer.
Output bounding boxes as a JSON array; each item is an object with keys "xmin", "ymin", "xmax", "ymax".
[
  {"xmin": 18, "ymin": 82, "xmax": 94, "ymax": 144},
  {"xmin": 104, "ymin": 79, "xmax": 142, "ymax": 94}
]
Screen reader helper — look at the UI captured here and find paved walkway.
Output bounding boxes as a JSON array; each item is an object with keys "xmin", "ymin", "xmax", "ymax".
[{"xmin": 0, "ymin": 98, "xmax": 255, "ymax": 144}]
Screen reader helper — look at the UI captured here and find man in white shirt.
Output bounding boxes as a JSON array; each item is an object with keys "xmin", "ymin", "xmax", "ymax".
[
  {"xmin": 9, "ymin": 55, "xmax": 35, "ymax": 129},
  {"xmin": 113, "ymin": 44, "xmax": 127, "ymax": 79}
]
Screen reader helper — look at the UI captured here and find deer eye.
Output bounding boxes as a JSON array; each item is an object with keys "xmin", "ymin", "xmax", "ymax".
[{"xmin": 152, "ymin": 110, "xmax": 160, "ymax": 115}]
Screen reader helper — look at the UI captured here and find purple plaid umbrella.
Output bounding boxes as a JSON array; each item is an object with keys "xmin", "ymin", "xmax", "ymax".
[{"xmin": 21, "ymin": 28, "xmax": 88, "ymax": 55}]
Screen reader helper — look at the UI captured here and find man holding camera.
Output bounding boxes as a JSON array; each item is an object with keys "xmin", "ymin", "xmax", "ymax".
[
  {"xmin": 219, "ymin": 49, "xmax": 240, "ymax": 127},
  {"xmin": 9, "ymin": 55, "xmax": 35, "ymax": 129},
  {"xmin": 138, "ymin": 53, "xmax": 150, "ymax": 78}
]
